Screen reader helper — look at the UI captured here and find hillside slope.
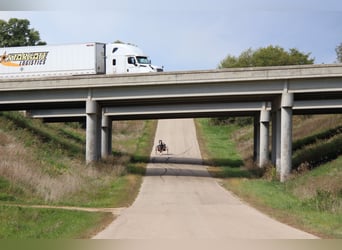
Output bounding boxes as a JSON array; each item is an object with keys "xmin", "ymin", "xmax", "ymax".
[{"xmin": 0, "ymin": 111, "xmax": 154, "ymax": 206}]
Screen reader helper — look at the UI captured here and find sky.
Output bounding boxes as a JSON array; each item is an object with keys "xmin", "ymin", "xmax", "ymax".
[{"xmin": 1, "ymin": 0, "xmax": 342, "ymax": 71}]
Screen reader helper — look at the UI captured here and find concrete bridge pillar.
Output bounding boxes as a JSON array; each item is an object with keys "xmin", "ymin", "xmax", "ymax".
[
  {"xmin": 86, "ymin": 99, "xmax": 101, "ymax": 163},
  {"xmin": 271, "ymin": 95, "xmax": 282, "ymax": 173},
  {"xmin": 259, "ymin": 107, "xmax": 270, "ymax": 167},
  {"xmin": 280, "ymin": 92, "xmax": 294, "ymax": 182},
  {"xmin": 253, "ymin": 114, "xmax": 260, "ymax": 162},
  {"xmin": 101, "ymin": 114, "xmax": 112, "ymax": 159},
  {"xmin": 272, "ymin": 109, "xmax": 282, "ymax": 173}
]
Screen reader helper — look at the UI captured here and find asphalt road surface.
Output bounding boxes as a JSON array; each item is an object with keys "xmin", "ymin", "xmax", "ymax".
[{"xmin": 94, "ymin": 119, "xmax": 317, "ymax": 239}]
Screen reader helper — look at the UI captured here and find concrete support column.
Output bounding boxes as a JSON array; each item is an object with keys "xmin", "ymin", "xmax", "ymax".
[
  {"xmin": 253, "ymin": 114, "xmax": 260, "ymax": 162},
  {"xmin": 259, "ymin": 108, "xmax": 270, "ymax": 167},
  {"xmin": 271, "ymin": 111, "xmax": 277, "ymax": 165},
  {"xmin": 274, "ymin": 109, "xmax": 282, "ymax": 173},
  {"xmin": 280, "ymin": 92, "xmax": 294, "ymax": 182},
  {"xmin": 108, "ymin": 119, "xmax": 112, "ymax": 157},
  {"xmin": 101, "ymin": 114, "xmax": 112, "ymax": 159},
  {"xmin": 271, "ymin": 97, "xmax": 282, "ymax": 173},
  {"xmin": 86, "ymin": 99, "xmax": 100, "ymax": 163}
]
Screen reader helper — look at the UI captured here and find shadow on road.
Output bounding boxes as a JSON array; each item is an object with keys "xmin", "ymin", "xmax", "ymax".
[
  {"xmin": 150, "ymin": 155, "xmax": 203, "ymax": 166},
  {"xmin": 118, "ymin": 151, "xmax": 255, "ymax": 179},
  {"xmin": 146, "ymin": 166, "xmax": 211, "ymax": 178}
]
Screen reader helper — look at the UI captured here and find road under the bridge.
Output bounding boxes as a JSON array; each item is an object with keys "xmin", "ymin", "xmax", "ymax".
[{"xmin": 93, "ymin": 118, "xmax": 317, "ymax": 239}]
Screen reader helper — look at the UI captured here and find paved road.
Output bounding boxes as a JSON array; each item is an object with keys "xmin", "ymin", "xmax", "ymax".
[{"xmin": 94, "ymin": 119, "xmax": 317, "ymax": 239}]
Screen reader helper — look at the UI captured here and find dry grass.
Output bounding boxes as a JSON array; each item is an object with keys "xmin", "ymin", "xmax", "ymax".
[
  {"xmin": 112, "ymin": 120, "xmax": 145, "ymax": 154},
  {"xmin": 293, "ymin": 174, "xmax": 342, "ymax": 199},
  {"xmin": 0, "ymin": 132, "xmax": 96, "ymax": 201},
  {"xmin": 292, "ymin": 114, "xmax": 342, "ymax": 141},
  {"xmin": 232, "ymin": 114, "xmax": 342, "ymax": 163},
  {"xmin": 0, "ymin": 118, "xmax": 147, "ymax": 204},
  {"xmin": 289, "ymin": 156, "xmax": 342, "ymax": 214},
  {"xmin": 232, "ymin": 125, "xmax": 254, "ymax": 165}
]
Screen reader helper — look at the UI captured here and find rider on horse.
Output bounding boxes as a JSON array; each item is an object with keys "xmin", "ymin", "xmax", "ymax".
[{"xmin": 158, "ymin": 140, "xmax": 165, "ymax": 150}]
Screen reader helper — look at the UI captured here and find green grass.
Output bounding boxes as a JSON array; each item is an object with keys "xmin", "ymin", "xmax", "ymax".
[
  {"xmin": 128, "ymin": 119, "xmax": 157, "ymax": 175},
  {"xmin": 195, "ymin": 117, "xmax": 342, "ymax": 238},
  {"xmin": 59, "ymin": 175, "xmax": 142, "ymax": 208},
  {"xmin": 0, "ymin": 176, "xmax": 16, "ymax": 202},
  {"xmin": 132, "ymin": 119, "xmax": 157, "ymax": 164},
  {"xmin": 0, "ymin": 205, "xmax": 112, "ymax": 239},
  {"xmin": 223, "ymin": 176, "xmax": 342, "ymax": 238},
  {"xmin": 195, "ymin": 118, "xmax": 250, "ymax": 178}
]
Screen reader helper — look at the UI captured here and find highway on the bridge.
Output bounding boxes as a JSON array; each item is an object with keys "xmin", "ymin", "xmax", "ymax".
[{"xmin": 93, "ymin": 119, "xmax": 317, "ymax": 239}]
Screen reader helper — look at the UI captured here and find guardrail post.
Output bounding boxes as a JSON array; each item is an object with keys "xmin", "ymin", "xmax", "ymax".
[
  {"xmin": 86, "ymin": 99, "xmax": 100, "ymax": 163},
  {"xmin": 280, "ymin": 92, "xmax": 294, "ymax": 182}
]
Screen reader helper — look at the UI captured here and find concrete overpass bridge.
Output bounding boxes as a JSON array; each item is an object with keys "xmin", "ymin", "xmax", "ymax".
[{"xmin": 1, "ymin": 64, "xmax": 342, "ymax": 181}]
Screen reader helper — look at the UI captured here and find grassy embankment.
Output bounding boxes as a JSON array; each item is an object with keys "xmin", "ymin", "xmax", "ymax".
[
  {"xmin": 195, "ymin": 115, "xmax": 342, "ymax": 238},
  {"xmin": 0, "ymin": 111, "xmax": 156, "ymax": 238}
]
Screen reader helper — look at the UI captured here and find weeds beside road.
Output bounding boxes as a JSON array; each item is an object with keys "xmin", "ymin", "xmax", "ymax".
[{"xmin": 0, "ymin": 205, "xmax": 113, "ymax": 239}]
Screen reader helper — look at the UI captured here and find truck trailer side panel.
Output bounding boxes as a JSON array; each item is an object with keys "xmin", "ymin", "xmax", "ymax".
[{"xmin": 0, "ymin": 43, "xmax": 106, "ymax": 79}]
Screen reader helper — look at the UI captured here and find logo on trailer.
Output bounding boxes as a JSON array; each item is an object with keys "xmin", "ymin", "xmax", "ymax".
[{"xmin": 0, "ymin": 51, "xmax": 49, "ymax": 67}]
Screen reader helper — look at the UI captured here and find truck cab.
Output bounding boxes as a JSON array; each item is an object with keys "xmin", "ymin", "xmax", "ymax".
[{"xmin": 106, "ymin": 43, "xmax": 163, "ymax": 74}]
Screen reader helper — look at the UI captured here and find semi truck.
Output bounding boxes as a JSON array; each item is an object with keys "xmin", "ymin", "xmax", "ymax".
[{"xmin": 0, "ymin": 42, "xmax": 163, "ymax": 79}]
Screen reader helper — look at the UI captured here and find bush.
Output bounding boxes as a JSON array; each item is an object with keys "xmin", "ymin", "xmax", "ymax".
[
  {"xmin": 293, "ymin": 134, "xmax": 342, "ymax": 170},
  {"xmin": 303, "ymin": 189, "xmax": 342, "ymax": 213},
  {"xmin": 293, "ymin": 126, "xmax": 342, "ymax": 151},
  {"xmin": 262, "ymin": 164, "xmax": 279, "ymax": 181}
]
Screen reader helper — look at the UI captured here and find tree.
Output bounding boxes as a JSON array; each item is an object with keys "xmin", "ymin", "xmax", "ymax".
[
  {"xmin": 0, "ymin": 18, "xmax": 46, "ymax": 47},
  {"xmin": 219, "ymin": 45, "xmax": 314, "ymax": 68},
  {"xmin": 336, "ymin": 43, "xmax": 342, "ymax": 63},
  {"xmin": 214, "ymin": 45, "xmax": 315, "ymax": 127}
]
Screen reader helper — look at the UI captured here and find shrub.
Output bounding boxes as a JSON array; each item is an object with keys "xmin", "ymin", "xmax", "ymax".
[
  {"xmin": 293, "ymin": 134, "xmax": 342, "ymax": 170},
  {"xmin": 210, "ymin": 117, "xmax": 253, "ymax": 127},
  {"xmin": 303, "ymin": 189, "xmax": 342, "ymax": 213}
]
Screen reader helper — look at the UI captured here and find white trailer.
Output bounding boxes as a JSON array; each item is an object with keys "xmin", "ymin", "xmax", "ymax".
[{"xmin": 0, "ymin": 42, "xmax": 163, "ymax": 79}]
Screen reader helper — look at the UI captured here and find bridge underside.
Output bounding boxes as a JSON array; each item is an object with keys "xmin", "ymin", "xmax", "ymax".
[
  {"xmin": 28, "ymin": 99, "xmax": 342, "ymax": 121},
  {"xmin": 24, "ymin": 97, "xmax": 342, "ymax": 183}
]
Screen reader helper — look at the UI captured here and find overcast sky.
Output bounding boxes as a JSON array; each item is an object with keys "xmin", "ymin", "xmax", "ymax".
[{"xmin": 1, "ymin": 0, "xmax": 342, "ymax": 71}]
